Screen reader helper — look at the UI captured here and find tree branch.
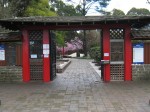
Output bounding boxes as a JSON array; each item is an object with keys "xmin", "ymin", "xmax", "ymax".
[
  {"xmin": 85, "ymin": 1, "xmax": 96, "ymax": 13},
  {"xmin": 147, "ymin": 0, "xmax": 150, "ymax": 4}
]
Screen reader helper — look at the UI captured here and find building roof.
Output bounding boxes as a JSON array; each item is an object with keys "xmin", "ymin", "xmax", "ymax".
[
  {"xmin": 0, "ymin": 32, "xmax": 22, "ymax": 42},
  {"xmin": 1, "ymin": 16, "xmax": 149, "ymax": 22},
  {"xmin": 0, "ymin": 16, "xmax": 150, "ymax": 30},
  {"xmin": 131, "ymin": 30, "xmax": 150, "ymax": 40}
]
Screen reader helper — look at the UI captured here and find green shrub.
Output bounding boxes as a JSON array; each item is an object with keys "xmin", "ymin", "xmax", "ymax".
[{"xmin": 89, "ymin": 46, "xmax": 101, "ymax": 62}]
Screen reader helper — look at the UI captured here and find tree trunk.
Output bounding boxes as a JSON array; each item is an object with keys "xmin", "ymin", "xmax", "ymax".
[
  {"xmin": 83, "ymin": 30, "xmax": 87, "ymax": 57},
  {"xmin": 76, "ymin": 50, "xmax": 80, "ymax": 57}
]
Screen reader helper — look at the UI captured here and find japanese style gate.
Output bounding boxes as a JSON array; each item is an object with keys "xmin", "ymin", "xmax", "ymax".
[{"xmin": 0, "ymin": 16, "xmax": 150, "ymax": 82}]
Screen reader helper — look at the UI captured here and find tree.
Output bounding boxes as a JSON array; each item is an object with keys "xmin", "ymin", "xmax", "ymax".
[
  {"xmin": 0, "ymin": 0, "xmax": 38, "ymax": 18},
  {"xmin": 0, "ymin": 1, "xmax": 4, "ymax": 18},
  {"xmin": 55, "ymin": 31, "xmax": 78, "ymax": 47},
  {"xmin": 50, "ymin": 0, "xmax": 111, "ymax": 56},
  {"xmin": 6, "ymin": 0, "xmax": 31, "ymax": 17},
  {"xmin": 0, "ymin": 0, "xmax": 57, "ymax": 17},
  {"xmin": 55, "ymin": 31, "xmax": 65, "ymax": 47},
  {"xmin": 50, "ymin": 0, "xmax": 82, "ymax": 16},
  {"xmin": 127, "ymin": 7, "xmax": 150, "ymax": 16},
  {"xmin": 112, "ymin": 9, "xmax": 125, "ymax": 16},
  {"xmin": 65, "ymin": 0, "xmax": 110, "ymax": 56},
  {"xmin": 65, "ymin": 0, "xmax": 111, "ymax": 15},
  {"xmin": 24, "ymin": 0, "xmax": 57, "ymax": 16},
  {"xmin": 50, "ymin": 0, "xmax": 83, "ymax": 56},
  {"xmin": 0, "ymin": 0, "xmax": 14, "ymax": 18}
]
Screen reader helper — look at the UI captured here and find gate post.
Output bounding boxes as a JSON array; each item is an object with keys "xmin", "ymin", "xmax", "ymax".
[
  {"xmin": 22, "ymin": 29, "xmax": 30, "ymax": 82},
  {"xmin": 43, "ymin": 29, "xmax": 50, "ymax": 82},
  {"xmin": 103, "ymin": 26, "xmax": 110, "ymax": 82},
  {"xmin": 124, "ymin": 25, "xmax": 132, "ymax": 81}
]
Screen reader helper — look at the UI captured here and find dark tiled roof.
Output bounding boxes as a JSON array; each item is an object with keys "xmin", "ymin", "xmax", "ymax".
[
  {"xmin": 0, "ymin": 16, "xmax": 149, "ymax": 22},
  {"xmin": 0, "ymin": 16, "xmax": 150, "ymax": 30},
  {"xmin": 0, "ymin": 32, "xmax": 22, "ymax": 42},
  {"xmin": 131, "ymin": 30, "xmax": 150, "ymax": 40}
]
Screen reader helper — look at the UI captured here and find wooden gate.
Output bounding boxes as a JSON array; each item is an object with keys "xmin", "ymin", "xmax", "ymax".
[
  {"xmin": 110, "ymin": 29, "xmax": 124, "ymax": 81},
  {"xmin": 50, "ymin": 32, "xmax": 56, "ymax": 80},
  {"xmin": 29, "ymin": 30, "xmax": 43, "ymax": 80}
]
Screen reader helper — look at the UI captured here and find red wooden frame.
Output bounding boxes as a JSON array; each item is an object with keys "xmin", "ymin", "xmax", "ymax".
[
  {"xmin": 43, "ymin": 29, "xmax": 50, "ymax": 82},
  {"xmin": 103, "ymin": 26, "xmax": 110, "ymax": 82},
  {"xmin": 21, "ymin": 23, "xmax": 132, "ymax": 82},
  {"xmin": 124, "ymin": 26, "xmax": 132, "ymax": 81},
  {"xmin": 102, "ymin": 24, "xmax": 132, "ymax": 82},
  {"xmin": 22, "ymin": 30, "xmax": 30, "ymax": 82},
  {"xmin": 22, "ymin": 24, "xmax": 130, "ymax": 31}
]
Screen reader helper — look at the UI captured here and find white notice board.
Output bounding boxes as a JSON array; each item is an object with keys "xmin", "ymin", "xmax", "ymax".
[
  {"xmin": 0, "ymin": 50, "xmax": 5, "ymax": 60},
  {"xmin": 133, "ymin": 43, "xmax": 144, "ymax": 64}
]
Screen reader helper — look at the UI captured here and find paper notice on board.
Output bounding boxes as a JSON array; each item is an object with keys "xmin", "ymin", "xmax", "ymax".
[
  {"xmin": 44, "ymin": 54, "xmax": 49, "ymax": 58},
  {"xmin": 0, "ymin": 50, "xmax": 5, "ymax": 60},
  {"xmin": 104, "ymin": 53, "xmax": 109, "ymax": 57},
  {"xmin": 43, "ymin": 44, "xmax": 49, "ymax": 50},
  {"xmin": 133, "ymin": 48, "xmax": 143, "ymax": 63},
  {"xmin": 43, "ymin": 50, "xmax": 49, "ymax": 54},
  {"xmin": 31, "ymin": 54, "xmax": 37, "ymax": 58}
]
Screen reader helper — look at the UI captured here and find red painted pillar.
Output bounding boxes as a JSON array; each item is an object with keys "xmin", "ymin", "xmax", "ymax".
[
  {"xmin": 103, "ymin": 26, "xmax": 110, "ymax": 82},
  {"xmin": 22, "ymin": 30, "xmax": 30, "ymax": 82},
  {"xmin": 43, "ymin": 29, "xmax": 50, "ymax": 82},
  {"xmin": 124, "ymin": 25, "xmax": 132, "ymax": 81}
]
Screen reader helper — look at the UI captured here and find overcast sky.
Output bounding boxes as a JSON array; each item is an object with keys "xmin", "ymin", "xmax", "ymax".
[
  {"xmin": 63, "ymin": 0, "xmax": 150, "ymax": 16},
  {"xmin": 106, "ymin": 0, "xmax": 150, "ymax": 14}
]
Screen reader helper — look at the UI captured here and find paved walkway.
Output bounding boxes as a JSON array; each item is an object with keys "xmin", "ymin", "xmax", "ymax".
[{"xmin": 0, "ymin": 59, "xmax": 150, "ymax": 112}]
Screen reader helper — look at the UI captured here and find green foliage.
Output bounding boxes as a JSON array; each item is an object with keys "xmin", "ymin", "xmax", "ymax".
[
  {"xmin": 0, "ymin": 4, "xmax": 3, "ymax": 18},
  {"xmin": 89, "ymin": 46, "xmax": 101, "ymax": 62},
  {"xmin": 25, "ymin": 0, "xmax": 57, "ymax": 16},
  {"xmin": 51, "ymin": 0, "xmax": 82, "ymax": 16},
  {"xmin": 55, "ymin": 30, "xmax": 78, "ymax": 47},
  {"xmin": 55, "ymin": 31, "xmax": 66, "ymax": 47},
  {"xmin": 52, "ymin": 0, "xmax": 111, "ymax": 16},
  {"xmin": 75, "ymin": 0, "xmax": 111, "ymax": 15},
  {"xmin": 0, "ymin": 0, "xmax": 57, "ymax": 17},
  {"xmin": 65, "ymin": 31, "xmax": 78, "ymax": 42},
  {"xmin": 85, "ymin": 30, "xmax": 101, "ymax": 52},
  {"xmin": 0, "ymin": 0, "xmax": 15, "ymax": 18},
  {"xmin": 112, "ymin": 9, "xmax": 125, "ymax": 16},
  {"xmin": 8, "ymin": 0, "xmax": 31, "ymax": 17},
  {"xmin": 127, "ymin": 7, "xmax": 150, "ymax": 16}
]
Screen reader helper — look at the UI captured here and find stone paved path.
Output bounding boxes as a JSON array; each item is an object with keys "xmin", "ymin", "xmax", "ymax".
[{"xmin": 0, "ymin": 59, "xmax": 150, "ymax": 112}]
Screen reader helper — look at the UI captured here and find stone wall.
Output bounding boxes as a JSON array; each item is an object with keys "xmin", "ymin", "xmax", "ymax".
[
  {"xmin": 0, "ymin": 66, "xmax": 22, "ymax": 82},
  {"xmin": 132, "ymin": 64, "xmax": 150, "ymax": 80}
]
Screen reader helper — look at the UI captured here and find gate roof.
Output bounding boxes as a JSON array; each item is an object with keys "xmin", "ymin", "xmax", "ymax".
[
  {"xmin": 0, "ymin": 32, "xmax": 22, "ymax": 42},
  {"xmin": 0, "ymin": 16, "xmax": 150, "ymax": 30},
  {"xmin": 131, "ymin": 30, "xmax": 150, "ymax": 40}
]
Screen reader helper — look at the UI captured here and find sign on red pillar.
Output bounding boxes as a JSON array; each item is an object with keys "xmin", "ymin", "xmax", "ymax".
[
  {"xmin": 124, "ymin": 26, "xmax": 132, "ymax": 81},
  {"xmin": 22, "ymin": 30, "xmax": 30, "ymax": 82},
  {"xmin": 43, "ymin": 30, "xmax": 50, "ymax": 82},
  {"xmin": 103, "ymin": 26, "xmax": 110, "ymax": 82}
]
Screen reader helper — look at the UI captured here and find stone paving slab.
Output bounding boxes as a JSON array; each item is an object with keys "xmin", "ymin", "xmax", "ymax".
[{"xmin": 0, "ymin": 59, "xmax": 150, "ymax": 112}]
